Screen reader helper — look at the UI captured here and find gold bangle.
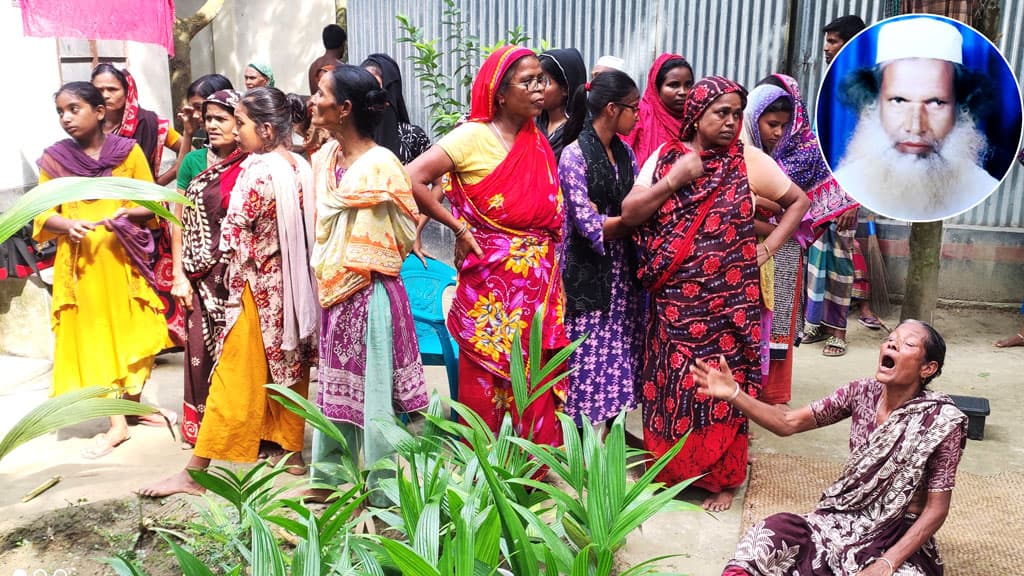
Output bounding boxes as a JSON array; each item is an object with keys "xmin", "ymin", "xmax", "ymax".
[
  {"xmin": 454, "ymin": 222, "xmax": 469, "ymax": 238},
  {"xmin": 665, "ymin": 173, "xmax": 676, "ymax": 191}
]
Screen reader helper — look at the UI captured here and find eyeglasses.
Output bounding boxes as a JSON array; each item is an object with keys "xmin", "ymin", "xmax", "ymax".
[
  {"xmin": 507, "ymin": 75, "xmax": 550, "ymax": 92},
  {"xmin": 613, "ymin": 102, "xmax": 640, "ymax": 114}
]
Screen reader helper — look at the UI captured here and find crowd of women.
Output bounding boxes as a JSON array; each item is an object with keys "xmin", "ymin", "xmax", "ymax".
[{"xmin": 34, "ymin": 28, "xmax": 967, "ymax": 575}]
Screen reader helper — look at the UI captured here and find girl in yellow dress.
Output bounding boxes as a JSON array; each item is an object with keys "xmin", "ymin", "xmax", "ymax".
[{"xmin": 33, "ymin": 82, "xmax": 168, "ymax": 459}]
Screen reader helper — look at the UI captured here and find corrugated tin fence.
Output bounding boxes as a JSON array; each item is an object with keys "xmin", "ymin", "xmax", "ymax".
[{"xmin": 350, "ymin": 0, "xmax": 1023, "ymax": 228}]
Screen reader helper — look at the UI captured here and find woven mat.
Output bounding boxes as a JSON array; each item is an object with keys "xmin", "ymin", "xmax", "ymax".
[{"xmin": 740, "ymin": 453, "xmax": 1024, "ymax": 576}]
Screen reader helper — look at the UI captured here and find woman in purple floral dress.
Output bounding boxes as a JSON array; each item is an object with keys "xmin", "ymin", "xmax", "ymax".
[
  {"xmin": 693, "ymin": 320, "xmax": 967, "ymax": 576},
  {"xmin": 557, "ymin": 70, "xmax": 645, "ymax": 428}
]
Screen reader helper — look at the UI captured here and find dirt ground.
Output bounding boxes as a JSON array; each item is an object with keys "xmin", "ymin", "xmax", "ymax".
[{"xmin": 1, "ymin": 305, "xmax": 1021, "ymax": 575}]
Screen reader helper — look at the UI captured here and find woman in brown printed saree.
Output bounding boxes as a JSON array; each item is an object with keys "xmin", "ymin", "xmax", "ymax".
[
  {"xmin": 169, "ymin": 89, "xmax": 247, "ymax": 447},
  {"xmin": 692, "ymin": 320, "xmax": 967, "ymax": 576}
]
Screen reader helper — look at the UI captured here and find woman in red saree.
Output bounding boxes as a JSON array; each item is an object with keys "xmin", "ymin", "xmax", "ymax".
[
  {"xmin": 408, "ymin": 46, "xmax": 568, "ymax": 445},
  {"xmin": 621, "ymin": 76, "xmax": 808, "ymax": 511}
]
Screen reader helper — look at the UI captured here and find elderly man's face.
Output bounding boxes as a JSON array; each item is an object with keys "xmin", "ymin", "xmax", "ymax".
[{"xmin": 879, "ymin": 58, "xmax": 956, "ymax": 157}]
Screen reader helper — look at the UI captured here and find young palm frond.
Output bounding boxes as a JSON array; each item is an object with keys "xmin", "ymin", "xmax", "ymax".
[
  {"xmin": 0, "ymin": 386, "xmax": 159, "ymax": 462},
  {"xmin": 0, "ymin": 176, "xmax": 193, "ymax": 243}
]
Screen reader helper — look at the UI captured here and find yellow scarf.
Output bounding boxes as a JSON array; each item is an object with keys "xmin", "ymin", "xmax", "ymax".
[{"xmin": 310, "ymin": 141, "xmax": 419, "ymax": 307}]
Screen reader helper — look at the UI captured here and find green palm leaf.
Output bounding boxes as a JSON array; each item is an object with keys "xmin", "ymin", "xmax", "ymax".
[
  {"xmin": 0, "ymin": 386, "xmax": 158, "ymax": 462},
  {"xmin": 0, "ymin": 176, "xmax": 193, "ymax": 243}
]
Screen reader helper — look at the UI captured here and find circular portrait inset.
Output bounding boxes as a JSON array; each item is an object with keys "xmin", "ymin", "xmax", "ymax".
[{"xmin": 816, "ymin": 14, "xmax": 1023, "ymax": 222}]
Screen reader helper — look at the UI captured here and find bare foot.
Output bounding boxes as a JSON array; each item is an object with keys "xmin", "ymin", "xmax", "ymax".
[
  {"xmin": 289, "ymin": 487, "xmax": 337, "ymax": 504},
  {"xmin": 702, "ymin": 488, "xmax": 736, "ymax": 512},
  {"xmin": 137, "ymin": 469, "xmax": 205, "ymax": 498},
  {"xmin": 994, "ymin": 332, "xmax": 1024, "ymax": 348},
  {"xmin": 129, "ymin": 408, "xmax": 178, "ymax": 428},
  {"xmin": 265, "ymin": 448, "xmax": 307, "ymax": 475}
]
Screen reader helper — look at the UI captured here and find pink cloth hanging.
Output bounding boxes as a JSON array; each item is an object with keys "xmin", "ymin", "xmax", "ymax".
[{"xmin": 20, "ymin": 0, "xmax": 175, "ymax": 56}]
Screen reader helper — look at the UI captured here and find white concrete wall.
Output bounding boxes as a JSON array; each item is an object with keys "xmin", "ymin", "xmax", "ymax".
[
  {"xmin": 0, "ymin": 2, "xmax": 65, "ymax": 196},
  {"xmin": 211, "ymin": 0, "xmax": 336, "ymax": 96},
  {"xmin": 0, "ymin": 2, "xmax": 174, "ymax": 200}
]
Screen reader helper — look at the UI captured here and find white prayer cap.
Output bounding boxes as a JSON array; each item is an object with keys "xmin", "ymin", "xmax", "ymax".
[
  {"xmin": 594, "ymin": 55, "xmax": 625, "ymax": 71},
  {"xmin": 875, "ymin": 17, "xmax": 963, "ymax": 65}
]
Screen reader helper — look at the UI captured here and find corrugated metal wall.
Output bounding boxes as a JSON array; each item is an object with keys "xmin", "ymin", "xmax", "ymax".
[
  {"xmin": 350, "ymin": 0, "xmax": 1023, "ymax": 229},
  {"xmin": 349, "ymin": 0, "xmax": 793, "ymax": 133},
  {"xmin": 947, "ymin": 0, "xmax": 1024, "ymax": 228}
]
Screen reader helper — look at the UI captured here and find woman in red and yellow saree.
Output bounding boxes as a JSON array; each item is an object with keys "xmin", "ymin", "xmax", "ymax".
[
  {"xmin": 408, "ymin": 46, "xmax": 568, "ymax": 446},
  {"xmin": 621, "ymin": 76, "xmax": 808, "ymax": 511},
  {"xmin": 695, "ymin": 320, "xmax": 966, "ymax": 576}
]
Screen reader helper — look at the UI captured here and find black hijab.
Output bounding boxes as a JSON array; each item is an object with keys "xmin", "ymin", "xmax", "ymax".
[
  {"xmin": 362, "ymin": 53, "xmax": 410, "ymax": 157},
  {"xmin": 537, "ymin": 48, "xmax": 587, "ymax": 158}
]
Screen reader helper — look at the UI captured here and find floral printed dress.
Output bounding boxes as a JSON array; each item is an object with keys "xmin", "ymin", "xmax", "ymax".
[
  {"xmin": 558, "ymin": 140, "xmax": 645, "ymax": 424},
  {"xmin": 218, "ymin": 153, "xmax": 317, "ymax": 386}
]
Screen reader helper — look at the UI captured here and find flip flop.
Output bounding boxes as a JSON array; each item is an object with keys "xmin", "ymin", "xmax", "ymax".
[
  {"xmin": 858, "ymin": 316, "xmax": 883, "ymax": 330},
  {"xmin": 81, "ymin": 433, "xmax": 131, "ymax": 459},
  {"xmin": 823, "ymin": 336, "xmax": 847, "ymax": 357}
]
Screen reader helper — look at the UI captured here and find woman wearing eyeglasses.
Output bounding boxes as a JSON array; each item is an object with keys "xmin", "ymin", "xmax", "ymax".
[{"xmin": 407, "ymin": 46, "xmax": 568, "ymax": 444}]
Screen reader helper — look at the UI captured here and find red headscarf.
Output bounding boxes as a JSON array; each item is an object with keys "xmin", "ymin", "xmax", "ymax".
[
  {"xmin": 623, "ymin": 53, "xmax": 688, "ymax": 165},
  {"xmin": 468, "ymin": 45, "xmax": 537, "ymax": 122},
  {"xmin": 113, "ymin": 68, "xmax": 169, "ymax": 176},
  {"xmin": 444, "ymin": 45, "xmax": 567, "ymax": 376}
]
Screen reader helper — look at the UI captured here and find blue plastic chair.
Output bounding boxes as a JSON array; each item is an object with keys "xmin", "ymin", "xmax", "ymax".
[{"xmin": 400, "ymin": 255, "xmax": 460, "ymax": 420}]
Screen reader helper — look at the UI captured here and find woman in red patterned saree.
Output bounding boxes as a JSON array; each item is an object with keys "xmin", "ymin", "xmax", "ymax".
[
  {"xmin": 621, "ymin": 76, "xmax": 808, "ymax": 511},
  {"xmin": 408, "ymin": 46, "xmax": 568, "ymax": 445}
]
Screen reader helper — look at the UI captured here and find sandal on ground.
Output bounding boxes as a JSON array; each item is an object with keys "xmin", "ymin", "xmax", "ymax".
[
  {"xmin": 994, "ymin": 332, "xmax": 1024, "ymax": 348},
  {"xmin": 822, "ymin": 336, "xmax": 847, "ymax": 357},
  {"xmin": 858, "ymin": 316, "xmax": 883, "ymax": 330},
  {"xmin": 802, "ymin": 326, "xmax": 828, "ymax": 344},
  {"xmin": 81, "ymin": 432, "xmax": 131, "ymax": 459}
]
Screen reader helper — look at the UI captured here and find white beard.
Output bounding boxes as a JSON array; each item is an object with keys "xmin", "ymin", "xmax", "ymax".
[{"xmin": 836, "ymin": 107, "xmax": 990, "ymax": 219}]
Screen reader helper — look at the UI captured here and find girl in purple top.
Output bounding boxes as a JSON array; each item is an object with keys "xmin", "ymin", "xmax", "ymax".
[{"xmin": 557, "ymin": 70, "xmax": 645, "ymax": 428}]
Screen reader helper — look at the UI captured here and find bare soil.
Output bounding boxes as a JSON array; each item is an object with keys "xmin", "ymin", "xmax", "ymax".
[
  {"xmin": 1, "ymin": 306, "xmax": 1021, "ymax": 574},
  {"xmin": 0, "ymin": 497, "xmax": 194, "ymax": 575}
]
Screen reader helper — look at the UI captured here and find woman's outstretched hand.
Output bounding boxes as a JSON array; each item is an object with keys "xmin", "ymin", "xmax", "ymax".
[
  {"xmin": 690, "ymin": 355, "xmax": 738, "ymax": 400},
  {"xmin": 66, "ymin": 219, "xmax": 96, "ymax": 243}
]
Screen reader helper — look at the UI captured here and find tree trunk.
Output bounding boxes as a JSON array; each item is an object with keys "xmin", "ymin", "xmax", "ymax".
[
  {"xmin": 901, "ymin": 222, "xmax": 943, "ymax": 323},
  {"xmin": 898, "ymin": 0, "xmax": 1000, "ymax": 322},
  {"xmin": 168, "ymin": 0, "xmax": 226, "ymax": 127}
]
